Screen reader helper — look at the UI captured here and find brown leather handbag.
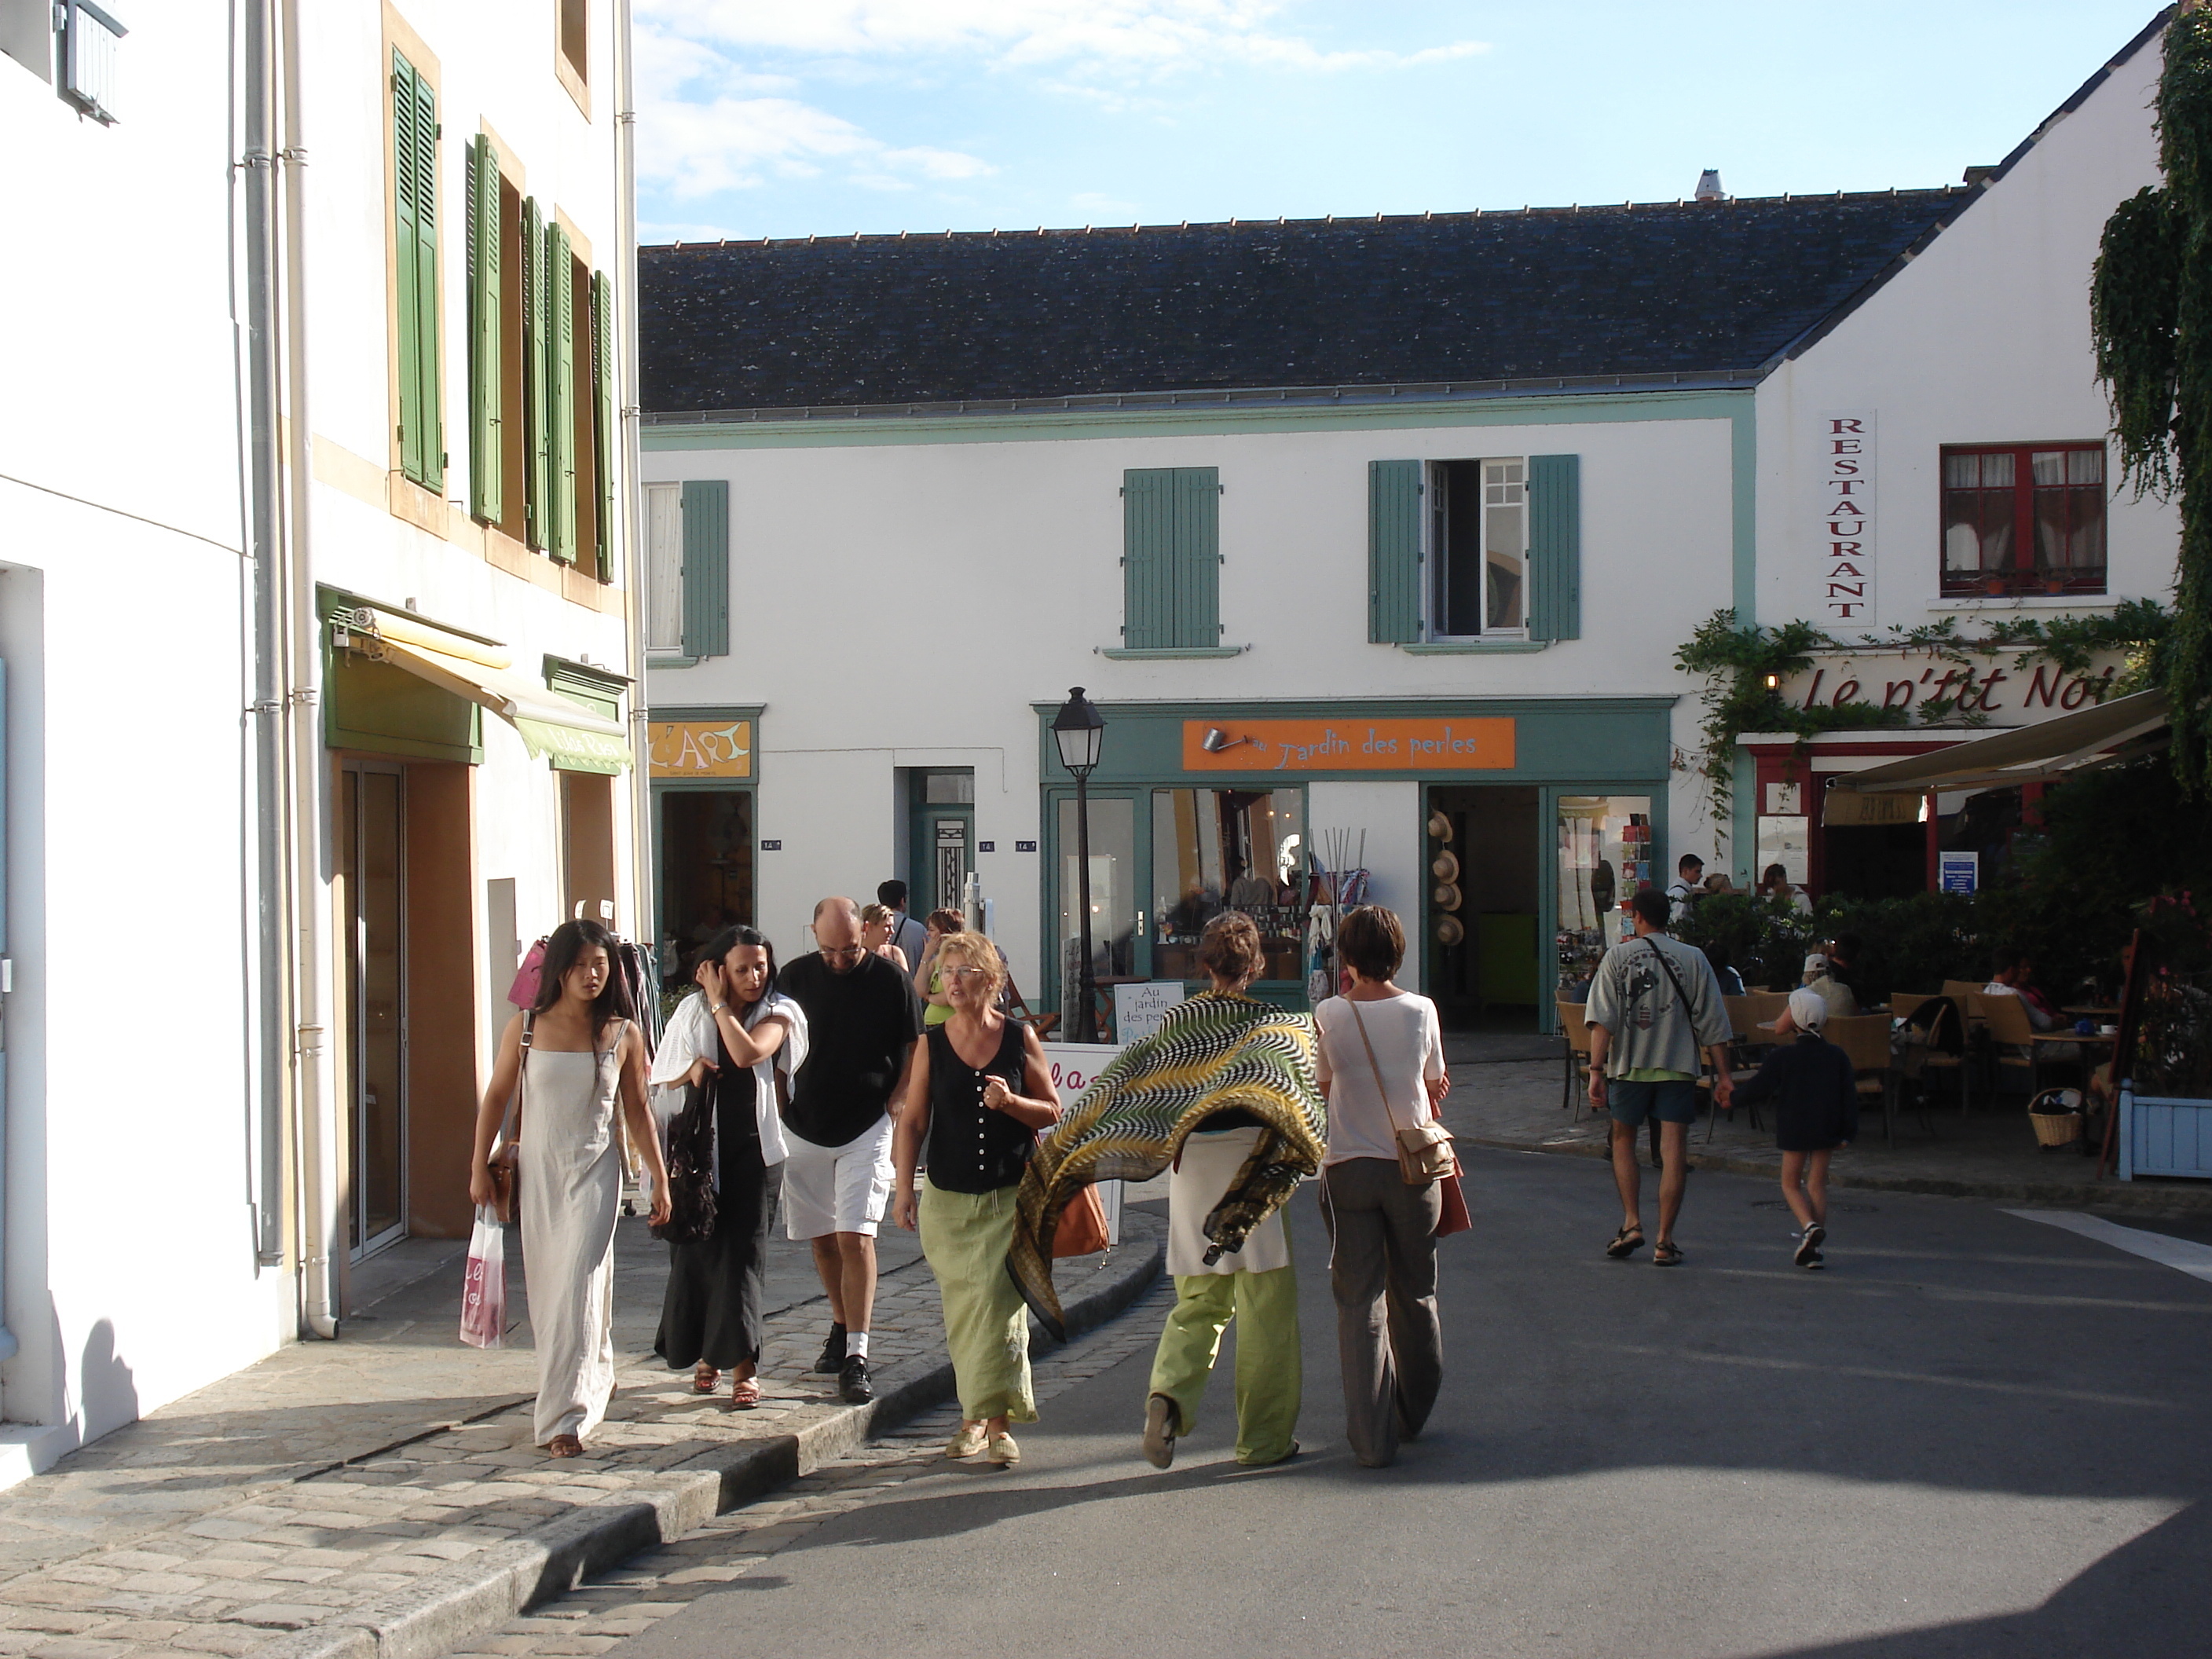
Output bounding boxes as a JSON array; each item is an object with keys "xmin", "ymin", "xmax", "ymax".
[
  {"xmin": 1347, "ymin": 999, "xmax": 1455, "ymax": 1185},
  {"xmin": 486, "ymin": 1013, "xmax": 534, "ymax": 1225},
  {"xmin": 1051, "ymin": 1181, "xmax": 1111, "ymax": 1258}
]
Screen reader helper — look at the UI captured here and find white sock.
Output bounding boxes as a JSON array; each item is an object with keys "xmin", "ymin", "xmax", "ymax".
[{"xmin": 846, "ymin": 1330, "xmax": 870, "ymax": 1359}]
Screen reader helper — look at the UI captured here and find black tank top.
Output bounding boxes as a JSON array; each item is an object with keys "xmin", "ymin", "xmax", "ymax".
[{"xmin": 924, "ymin": 1020, "xmax": 1033, "ymax": 1193}]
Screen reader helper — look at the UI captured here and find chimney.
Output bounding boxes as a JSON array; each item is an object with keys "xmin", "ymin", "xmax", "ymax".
[{"xmin": 1694, "ymin": 169, "xmax": 1727, "ymax": 203}]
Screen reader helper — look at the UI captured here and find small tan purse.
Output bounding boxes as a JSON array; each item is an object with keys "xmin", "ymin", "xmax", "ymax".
[
  {"xmin": 486, "ymin": 1013, "xmax": 534, "ymax": 1225},
  {"xmin": 1346, "ymin": 998, "xmax": 1455, "ymax": 1185}
]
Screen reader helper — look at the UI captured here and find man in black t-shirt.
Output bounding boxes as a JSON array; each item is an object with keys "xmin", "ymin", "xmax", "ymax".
[{"xmin": 775, "ymin": 896, "xmax": 925, "ymax": 1404}]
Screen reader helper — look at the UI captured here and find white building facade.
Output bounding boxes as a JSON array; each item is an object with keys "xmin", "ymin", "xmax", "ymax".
[{"xmin": 0, "ymin": 0, "xmax": 646, "ymax": 1476}]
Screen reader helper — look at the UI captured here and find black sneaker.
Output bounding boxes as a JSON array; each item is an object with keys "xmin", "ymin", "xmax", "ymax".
[
  {"xmin": 811, "ymin": 1324, "xmax": 847, "ymax": 1375},
  {"xmin": 839, "ymin": 1355, "xmax": 874, "ymax": 1404},
  {"xmin": 1794, "ymin": 1224, "xmax": 1826, "ymax": 1269}
]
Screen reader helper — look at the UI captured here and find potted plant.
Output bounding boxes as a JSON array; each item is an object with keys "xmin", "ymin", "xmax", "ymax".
[
  {"xmin": 2119, "ymin": 893, "xmax": 2212, "ymax": 1182},
  {"xmin": 2041, "ymin": 572, "xmax": 2071, "ymax": 595},
  {"xmin": 1981, "ymin": 572, "xmax": 2009, "ymax": 595}
]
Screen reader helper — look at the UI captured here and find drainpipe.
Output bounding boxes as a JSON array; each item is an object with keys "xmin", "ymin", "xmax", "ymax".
[
  {"xmin": 614, "ymin": 0, "xmax": 654, "ymax": 952},
  {"xmin": 277, "ymin": 0, "xmax": 338, "ymax": 1339},
  {"xmin": 242, "ymin": 0, "xmax": 287, "ymax": 1273}
]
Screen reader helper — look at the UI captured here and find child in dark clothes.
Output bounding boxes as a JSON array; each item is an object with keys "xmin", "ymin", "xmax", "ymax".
[{"xmin": 1729, "ymin": 987, "xmax": 1857, "ymax": 1269}]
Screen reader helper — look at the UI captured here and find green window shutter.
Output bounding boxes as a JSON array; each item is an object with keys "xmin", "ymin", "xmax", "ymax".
[
  {"xmin": 1367, "ymin": 459, "xmax": 1423, "ymax": 643},
  {"xmin": 679, "ymin": 480, "xmax": 729, "ymax": 658},
  {"xmin": 522, "ymin": 196, "xmax": 550, "ymax": 549},
  {"xmin": 591, "ymin": 270, "xmax": 615, "ymax": 582},
  {"xmin": 391, "ymin": 53, "xmax": 423, "ymax": 485},
  {"xmin": 548, "ymin": 222, "xmax": 577, "ymax": 563},
  {"xmin": 1122, "ymin": 467, "xmax": 1219, "ymax": 648},
  {"xmin": 399, "ymin": 59, "xmax": 442, "ymax": 491},
  {"xmin": 1529, "ymin": 453, "xmax": 1582, "ymax": 642},
  {"xmin": 466, "ymin": 136, "xmax": 502, "ymax": 524}
]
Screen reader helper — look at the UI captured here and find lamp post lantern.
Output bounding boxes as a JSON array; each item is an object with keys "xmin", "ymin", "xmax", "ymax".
[{"xmin": 1052, "ymin": 687, "xmax": 1108, "ymax": 1043}]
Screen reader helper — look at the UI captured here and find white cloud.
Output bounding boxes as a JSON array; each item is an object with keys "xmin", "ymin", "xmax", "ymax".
[{"xmin": 636, "ymin": 1, "xmax": 1488, "ymax": 81}]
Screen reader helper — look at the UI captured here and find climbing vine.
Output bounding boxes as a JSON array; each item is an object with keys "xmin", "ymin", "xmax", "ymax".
[{"xmin": 2090, "ymin": 8, "xmax": 2212, "ymax": 789}]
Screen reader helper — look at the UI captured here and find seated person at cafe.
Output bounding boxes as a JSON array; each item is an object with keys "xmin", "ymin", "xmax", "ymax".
[
  {"xmin": 1986, "ymin": 952, "xmax": 2079, "ymax": 1061},
  {"xmin": 1703, "ymin": 943, "xmax": 1746, "ymax": 998},
  {"xmin": 1800, "ymin": 952, "xmax": 1857, "ymax": 1020},
  {"xmin": 1824, "ymin": 934, "xmax": 1866, "ymax": 1005}
]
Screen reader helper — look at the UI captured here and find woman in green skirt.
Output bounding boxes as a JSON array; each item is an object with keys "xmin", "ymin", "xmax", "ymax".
[{"xmin": 891, "ymin": 931, "xmax": 1060, "ymax": 1466}]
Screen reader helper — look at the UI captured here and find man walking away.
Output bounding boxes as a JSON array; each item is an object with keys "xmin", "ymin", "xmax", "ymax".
[
  {"xmin": 1664, "ymin": 855, "xmax": 1706, "ymax": 928},
  {"xmin": 1584, "ymin": 888, "xmax": 1734, "ymax": 1266},
  {"xmin": 776, "ymin": 897, "xmax": 926, "ymax": 1402},
  {"xmin": 878, "ymin": 881, "xmax": 929, "ymax": 983}
]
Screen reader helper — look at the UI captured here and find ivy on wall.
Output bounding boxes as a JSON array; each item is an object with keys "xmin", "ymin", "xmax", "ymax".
[
  {"xmin": 1675, "ymin": 604, "xmax": 2173, "ymax": 839},
  {"xmin": 2090, "ymin": 6, "xmax": 2212, "ymax": 789}
]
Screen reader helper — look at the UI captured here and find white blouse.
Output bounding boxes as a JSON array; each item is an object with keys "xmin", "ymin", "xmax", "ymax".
[
  {"xmin": 1313, "ymin": 992, "xmax": 1445, "ymax": 1167},
  {"xmin": 650, "ymin": 990, "xmax": 808, "ymax": 1167}
]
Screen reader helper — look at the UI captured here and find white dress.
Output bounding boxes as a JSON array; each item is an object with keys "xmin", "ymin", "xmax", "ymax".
[{"xmin": 519, "ymin": 1032, "xmax": 624, "ymax": 1445}]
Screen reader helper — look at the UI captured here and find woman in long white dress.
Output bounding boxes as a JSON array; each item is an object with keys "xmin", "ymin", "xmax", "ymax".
[{"xmin": 470, "ymin": 920, "xmax": 670, "ymax": 1458}]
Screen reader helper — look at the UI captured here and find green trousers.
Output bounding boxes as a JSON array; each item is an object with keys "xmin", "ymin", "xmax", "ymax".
[
  {"xmin": 919, "ymin": 1181, "xmax": 1035, "ymax": 1424},
  {"xmin": 1147, "ymin": 1265, "xmax": 1301, "ymax": 1466}
]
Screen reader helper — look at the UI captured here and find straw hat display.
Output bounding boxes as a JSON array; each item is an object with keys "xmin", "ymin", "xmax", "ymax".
[
  {"xmin": 1427, "ymin": 811, "xmax": 1452, "ymax": 841},
  {"xmin": 1434, "ymin": 881, "xmax": 1463, "ymax": 911},
  {"xmin": 1434, "ymin": 914, "xmax": 1464, "ymax": 947},
  {"xmin": 1431, "ymin": 850, "xmax": 1459, "ymax": 881}
]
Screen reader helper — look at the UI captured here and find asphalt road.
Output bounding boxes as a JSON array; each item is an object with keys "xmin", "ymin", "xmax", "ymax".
[{"xmin": 562, "ymin": 1151, "xmax": 2212, "ymax": 1657}]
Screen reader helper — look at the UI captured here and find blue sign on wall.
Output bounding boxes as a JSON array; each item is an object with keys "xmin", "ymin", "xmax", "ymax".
[{"xmin": 1938, "ymin": 851, "xmax": 1978, "ymax": 894}]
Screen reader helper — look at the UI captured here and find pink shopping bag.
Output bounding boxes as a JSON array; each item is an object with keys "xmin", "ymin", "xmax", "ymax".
[{"xmin": 458, "ymin": 1208, "xmax": 507, "ymax": 1349}]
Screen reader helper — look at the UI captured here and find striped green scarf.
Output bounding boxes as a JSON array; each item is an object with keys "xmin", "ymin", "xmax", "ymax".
[{"xmin": 1008, "ymin": 991, "xmax": 1324, "ymax": 1339}]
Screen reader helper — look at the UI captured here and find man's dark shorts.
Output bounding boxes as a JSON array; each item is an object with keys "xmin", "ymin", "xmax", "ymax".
[{"xmin": 1609, "ymin": 1077, "xmax": 1700, "ymax": 1130}]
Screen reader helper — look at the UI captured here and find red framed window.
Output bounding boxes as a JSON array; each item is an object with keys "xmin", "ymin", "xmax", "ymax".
[{"xmin": 1940, "ymin": 442, "xmax": 2106, "ymax": 596}]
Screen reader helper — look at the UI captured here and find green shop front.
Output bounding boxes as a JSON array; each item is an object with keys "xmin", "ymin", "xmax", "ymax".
[{"xmin": 1035, "ymin": 697, "xmax": 1675, "ymax": 1037}]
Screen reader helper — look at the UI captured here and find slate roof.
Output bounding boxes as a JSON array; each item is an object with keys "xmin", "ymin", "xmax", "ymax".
[{"xmin": 639, "ymin": 190, "xmax": 1970, "ymax": 416}]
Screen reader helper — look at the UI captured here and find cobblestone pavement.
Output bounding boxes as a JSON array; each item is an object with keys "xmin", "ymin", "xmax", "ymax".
[
  {"xmin": 0, "ymin": 1211, "xmax": 1155, "ymax": 1659},
  {"xmin": 438, "ymin": 1276, "xmax": 1176, "ymax": 1659}
]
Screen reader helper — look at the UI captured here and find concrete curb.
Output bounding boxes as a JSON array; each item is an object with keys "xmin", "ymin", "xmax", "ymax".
[
  {"xmin": 250, "ymin": 1216, "xmax": 1165, "ymax": 1659},
  {"xmin": 1465, "ymin": 1133, "xmax": 2212, "ymax": 1215}
]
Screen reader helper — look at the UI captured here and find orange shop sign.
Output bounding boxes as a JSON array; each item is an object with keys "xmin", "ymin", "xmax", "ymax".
[
  {"xmin": 1181, "ymin": 718, "xmax": 1514, "ymax": 773},
  {"xmin": 649, "ymin": 720, "xmax": 753, "ymax": 778}
]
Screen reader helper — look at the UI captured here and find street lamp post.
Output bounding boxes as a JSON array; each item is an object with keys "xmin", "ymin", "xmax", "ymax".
[{"xmin": 1052, "ymin": 687, "xmax": 1107, "ymax": 1043}]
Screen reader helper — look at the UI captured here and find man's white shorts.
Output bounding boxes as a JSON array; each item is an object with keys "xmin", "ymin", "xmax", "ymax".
[{"xmin": 781, "ymin": 1117, "xmax": 895, "ymax": 1240}]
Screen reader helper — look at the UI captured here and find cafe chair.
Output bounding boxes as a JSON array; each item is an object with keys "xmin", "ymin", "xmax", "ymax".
[
  {"xmin": 1891, "ymin": 992, "xmax": 1966, "ymax": 1126},
  {"xmin": 1558, "ymin": 1000, "xmax": 1594, "ymax": 1118},
  {"xmin": 1972, "ymin": 992, "xmax": 2067, "ymax": 1099},
  {"xmin": 1826, "ymin": 1013, "xmax": 1898, "ymax": 1148}
]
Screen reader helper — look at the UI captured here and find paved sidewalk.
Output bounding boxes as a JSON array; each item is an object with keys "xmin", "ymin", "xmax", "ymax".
[
  {"xmin": 439, "ymin": 1274, "xmax": 1180, "ymax": 1659},
  {"xmin": 0, "ymin": 1210, "xmax": 1162, "ymax": 1659},
  {"xmin": 1445, "ymin": 1044, "xmax": 2212, "ymax": 1217}
]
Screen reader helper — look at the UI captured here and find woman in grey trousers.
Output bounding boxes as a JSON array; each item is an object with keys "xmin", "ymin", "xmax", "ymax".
[{"xmin": 1310, "ymin": 906, "xmax": 1449, "ymax": 1468}]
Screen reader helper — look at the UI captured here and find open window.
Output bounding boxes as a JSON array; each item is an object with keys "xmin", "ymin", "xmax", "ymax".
[{"xmin": 1426, "ymin": 457, "xmax": 1529, "ymax": 636}]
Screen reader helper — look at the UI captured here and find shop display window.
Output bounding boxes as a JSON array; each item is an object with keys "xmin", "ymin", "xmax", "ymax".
[
  {"xmin": 1057, "ymin": 795, "xmax": 1137, "ymax": 983},
  {"xmin": 1151, "ymin": 787, "xmax": 1306, "ymax": 982},
  {"xmin": 1555, "ymin": 796, "xmax": 1652, "ymax": 996},
  {"xmin": 659, "ymin": 789, "xmax": 753, "ymax": 976}
]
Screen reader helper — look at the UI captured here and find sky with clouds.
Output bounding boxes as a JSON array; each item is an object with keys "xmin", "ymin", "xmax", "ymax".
[{"xmin": 634, "ymin": 2, "xmax": 2167, "ymax": 244}]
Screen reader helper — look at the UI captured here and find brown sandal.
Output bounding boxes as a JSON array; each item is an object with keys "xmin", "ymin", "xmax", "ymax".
[
  {"xmin": 546, "ymin": 1434, "xmax": 585, "ymax": 1459},
  {"xmin": 692, "ymin": 1365, "xmax": 720, "ymax": 1394},
  {"xmin": 731, "ymin": 1376, "xmax": 761, "ymax": 1409}
]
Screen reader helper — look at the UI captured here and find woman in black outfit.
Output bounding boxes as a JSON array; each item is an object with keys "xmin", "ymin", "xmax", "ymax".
[
  {"xmin": 1729, "ymin": 987, "xmax": 1856, "ymax": 1272},
  {"xmin": 651, "ymin": 925, "xmax": 806, "ymax": 1408},
  {"xmin": 890, "ymin": 932, "xmax": 1060, "ymax": 1467}
]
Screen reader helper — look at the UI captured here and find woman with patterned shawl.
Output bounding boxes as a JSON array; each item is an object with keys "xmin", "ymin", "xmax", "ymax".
[{"xmin": 1009, "ymin": 912, "xmax": 1324, "ymax": 1469}]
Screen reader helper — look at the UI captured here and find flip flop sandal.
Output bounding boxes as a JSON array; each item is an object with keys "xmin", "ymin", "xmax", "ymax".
[
  {"xmin": 1606, "ymin": 1225, "xmax": 1646, "ymax": 1259},
  {"xmin": 546, "ymin": 1435, "xmax": 586, "ymax": 1459},
  {"xmin": 692, "ymin": 1367, "xmax": 720, "ymax": 1395},
  {"xmin": 1653, "ymin": 1241, "xmax": 1684, "ymax": 1267},
  {"xmin": 731, "ymin": 1377, "xmax": 762, "ymax": 1409}
]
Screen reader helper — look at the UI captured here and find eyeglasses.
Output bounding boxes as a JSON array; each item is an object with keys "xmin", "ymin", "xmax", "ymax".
[
  {"xmin": 821, "ymin": 945, "xmax": 866, "ymax": 965},
  {"xmin": 946, "ymin": 966, "xmax": 991, "ymax": 981}
]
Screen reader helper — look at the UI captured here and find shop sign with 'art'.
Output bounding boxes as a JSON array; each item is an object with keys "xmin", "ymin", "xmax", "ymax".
[
  {"xmin": 648, "ymin": 720, "xmax": 752, "ymax": 778},
  {"xmin": 1817, "ymin": 412, "xmax": 1875, "ymax": 624}
]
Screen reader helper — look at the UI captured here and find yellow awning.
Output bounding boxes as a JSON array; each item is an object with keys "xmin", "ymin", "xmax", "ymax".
[
  {"xmin": 1830, "ymin": 688, "xmax": 2171, "ymax": 797},
  {"xmin": 368, "ymin": 635, "xmax": 630, "ymax": 767}
]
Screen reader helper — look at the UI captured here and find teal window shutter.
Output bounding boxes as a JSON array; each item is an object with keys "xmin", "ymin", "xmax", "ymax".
[
  {"xmin": 680, "ymin": 480, "xmax": 729, "ymax": 658},
  {"xmin": 522, "ymin": 196, "xmax": 550, "ymax": 548},
  {"xmin": 1122, "ymin": 467, "xmax": 1219, "ymax": 648},
  {"xmin": 1529, "ymin": 453, "xmax": 1582, "ymax": 642},
  {"xmin": 1368, "ymin": 460, "xmax": 1423, "ymax": 643},
  {"xmin": 591, "ymin": 270, "xmax": 615, "ymax": 582},
  {"xmin": 466, "ymin": 135, "xmax": 502, "ymax": 524}
]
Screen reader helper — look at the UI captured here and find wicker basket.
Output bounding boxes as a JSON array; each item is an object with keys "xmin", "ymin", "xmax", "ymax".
[{"xmin": 2029, "ymin": 1111, "xmax": 2082, "ymax": 1148}]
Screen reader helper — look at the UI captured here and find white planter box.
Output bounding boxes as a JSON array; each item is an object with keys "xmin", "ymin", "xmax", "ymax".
[{"xmin": 2119, "ymin": 1088, "xmax": 2212, "ymax": 1181}]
